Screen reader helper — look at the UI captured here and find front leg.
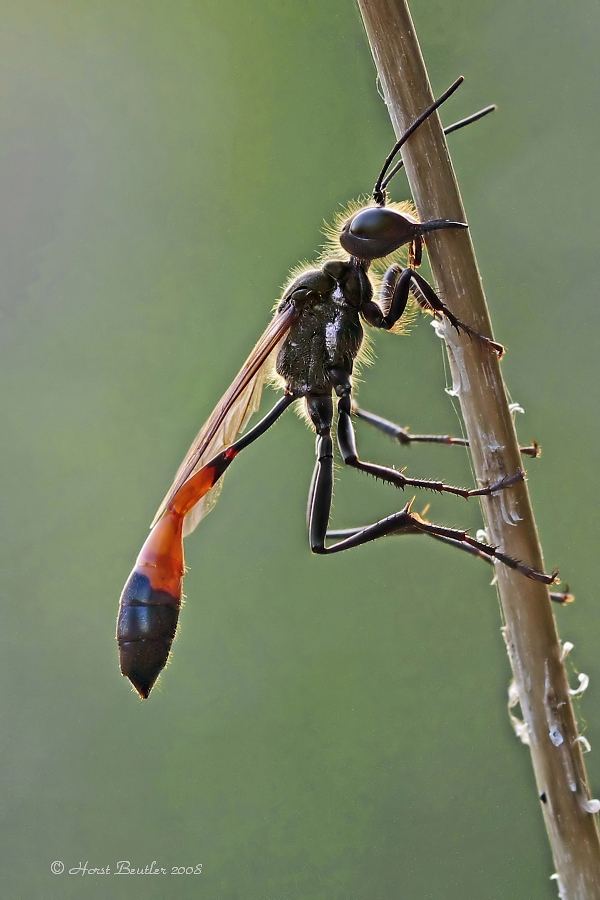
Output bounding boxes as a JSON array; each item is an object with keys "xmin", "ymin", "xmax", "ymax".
[{"xmin": 362, "ymin": 262, "xmax": 504, "ymax": 357}]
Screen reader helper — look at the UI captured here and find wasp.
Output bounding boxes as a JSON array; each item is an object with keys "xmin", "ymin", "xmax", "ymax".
[{"xmin": 117, "ymin": 78, "xmax": 560, "ymax": 699}]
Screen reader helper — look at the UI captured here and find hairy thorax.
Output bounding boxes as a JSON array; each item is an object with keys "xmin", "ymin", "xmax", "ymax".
[{"xmin": 276, "ymin": 274, "xmax": 364, "ymax": 396}]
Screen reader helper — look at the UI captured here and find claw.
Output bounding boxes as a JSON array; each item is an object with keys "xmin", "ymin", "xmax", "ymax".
[
  {"xmin": 550, "ymin": 583, "xmax": 574, "ymax": 605},
  {"xmin": 520, "ymin": 441, "xmax": 541, "ymax": 459}
]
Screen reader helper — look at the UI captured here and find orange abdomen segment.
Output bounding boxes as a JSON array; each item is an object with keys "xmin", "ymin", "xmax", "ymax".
[
  {"xmin": 117, "ymin": 510, "xmax": 185, "ymax": 698},
  {"xmin": 116, "ymin": 457, "xmax": 229, "ymax": 698},
  {"xmin": 170, "ymin": 456, "xmax": 234, "ymax": 518}
]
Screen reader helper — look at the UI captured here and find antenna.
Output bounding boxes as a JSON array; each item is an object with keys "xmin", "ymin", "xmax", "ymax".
[
  {"xmin": 373, "ymin": 76, "xmax": 464, "ymax": 206},
  {"xmin": 380, "ymin": 104, "xmax": 496, "ymax": 192}
]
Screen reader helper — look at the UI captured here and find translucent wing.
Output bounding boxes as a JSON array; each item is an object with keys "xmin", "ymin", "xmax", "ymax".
[{"xmin": 152, "ymin": 302, "xmax": 297, "ymax": 536}]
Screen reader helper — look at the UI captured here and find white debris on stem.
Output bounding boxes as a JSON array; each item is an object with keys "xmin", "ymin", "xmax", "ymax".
[
  {"xmin": 560, "ymin": 641, "xmax": 574, "ymax": 662},
  {"xmin": 431, "ymin": 318, "xmax": 465, "ymax": 397},
  {"xmin": 474, "ymin": 529, "xmax": 499, "ymax": 584},
  {"xmin": 510, "ymin": 714, "xmax": 530, "ymax": 745},
  {"xmin": 575, "ymin": 736, "xmax": 592, "ymax": 754},
  {"xmin": 568, "ymin": 673, "xmax": 589, "ymax": 697},
  {"xmin": 507, "ymin": 678, "xmax": 530, "ymax": 745},
  {"xmin": 550, "ymin": 873, "xmax": 567, "ymax": 899},
  {"xmin": 479, "ymin": 428, "xmax": 503, "ymax": 454},
  {"xmin": 581, "ymin": 798, "xmax": 600, "ymax": 814},
  {"xmin": 497, "ymin": 489, "xmax": 522, "ymax": 527}
]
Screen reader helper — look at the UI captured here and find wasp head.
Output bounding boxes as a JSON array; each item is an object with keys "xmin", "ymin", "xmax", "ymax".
[
  {"xmin": 339, "ymin": 206, "xmax": 467, "ymax": 263},
  {"xmin": 339, "ymin": 206, "xmax": 418, "ymax": 260}
]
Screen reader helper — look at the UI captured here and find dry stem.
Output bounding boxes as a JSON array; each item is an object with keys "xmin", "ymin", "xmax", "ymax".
[{"xmin": 356, "ymin": 0, "xmax": 600, "ymax": 895}]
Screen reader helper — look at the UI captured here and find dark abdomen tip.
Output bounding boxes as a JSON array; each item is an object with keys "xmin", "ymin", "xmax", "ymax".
[{"xmin": 117, "ymin": 570, "xmax": 181, "ymax": 699}]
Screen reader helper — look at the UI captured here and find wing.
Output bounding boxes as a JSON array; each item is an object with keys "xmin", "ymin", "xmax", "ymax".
[{"xmin": 152, "ymin": 301, "xmax": 297, "ymax": 536}]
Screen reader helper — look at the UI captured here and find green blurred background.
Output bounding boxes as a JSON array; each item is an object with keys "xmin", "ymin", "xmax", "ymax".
[{"xmin": 0, "ymin": 1, "xmax": 598, "ymax": 897}]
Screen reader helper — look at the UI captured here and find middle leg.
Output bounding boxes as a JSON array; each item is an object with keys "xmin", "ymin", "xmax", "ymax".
[
  {"xmin": 331, "ymin": 374, "xmax": 525, "ymax": 500},
  {"xmin": 352, "ymin": 404, "xmax": 541, "ymax": 458}
]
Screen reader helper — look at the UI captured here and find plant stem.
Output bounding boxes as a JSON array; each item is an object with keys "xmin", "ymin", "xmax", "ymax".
[{"xmin": 356, "ymin": 0, "xmax": 600, "ymax": 895}]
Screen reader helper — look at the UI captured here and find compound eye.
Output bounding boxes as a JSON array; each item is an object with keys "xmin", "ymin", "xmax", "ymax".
[{"xmin": 339, "ymin": 207, "xmax": 418, "ymax": 260}]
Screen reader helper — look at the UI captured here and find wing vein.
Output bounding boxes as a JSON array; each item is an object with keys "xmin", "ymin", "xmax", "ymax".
[{"xmin": 151, "ymin": 302, "xmax": 297, "ymax": 533}]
